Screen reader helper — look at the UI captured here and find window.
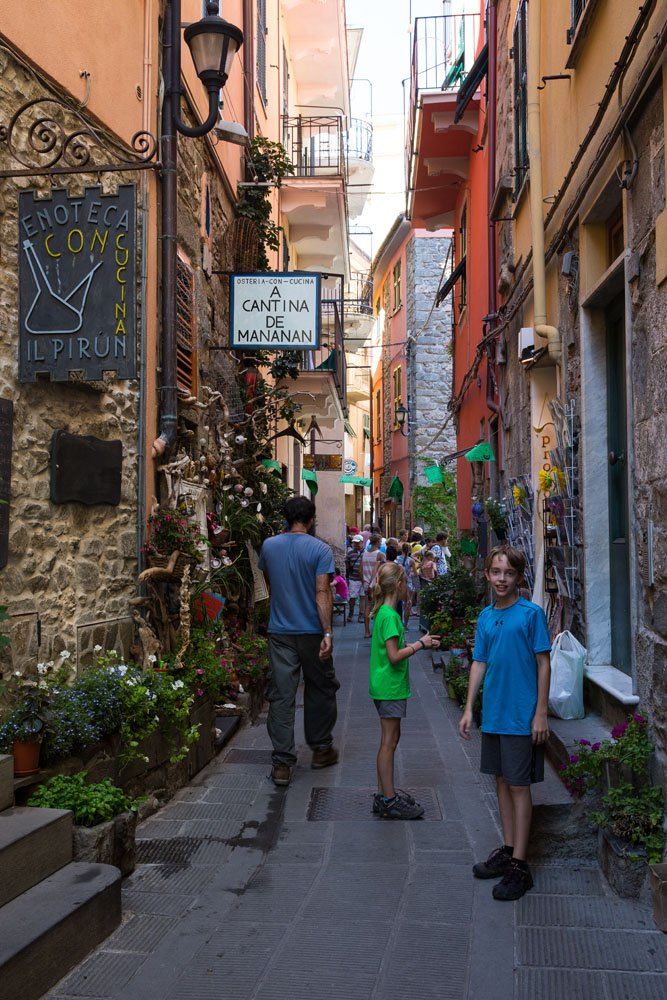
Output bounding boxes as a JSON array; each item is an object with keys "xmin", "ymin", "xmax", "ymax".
[
  {"xmin": 569, "ymin": 0, "xmax": 591, "ymax": 38},
  {"xmin": 513, "ymin": 0, "xmax": 528, "ymax": 196},
  {"xmin": 363, "ymin": 412, "xmax": 370, "ymax": 440},
  {"xmin": 392, "ymin": 367, "xmax": 402, "ymax": 427},
  {"xmin": 375, "ymin": 389, "xmax": 382, "ymax": 441},
  {"xmin": 392, "ymin": 261, "xmax": 402, "ymax": 311},
  {"xmin": 459, "ymin": 203, "xmax": 468, "ymax": 309},
  {"xmin": 176, "ymin": 252, "xmax": 197, "ymax": 394},
  {"xmin": 257, "ymin": 0, "xmax": 267, "ymax": 105}
]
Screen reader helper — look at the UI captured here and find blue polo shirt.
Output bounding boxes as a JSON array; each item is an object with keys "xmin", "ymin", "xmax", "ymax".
[
  {"xmin": 258, "ymin": 532, "xmax": 334, "ymax": 634},
  {"xmin": 473, "ymin": 597, "xmax": 551, "ymax": 736}
]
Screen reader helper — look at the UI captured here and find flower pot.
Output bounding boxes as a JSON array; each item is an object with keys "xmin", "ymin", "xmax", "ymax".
[
  {"xmin": 597, "ymin": 827, "xmax": 649, "ymax": 900},
  {"xmin": 147, "ymin": 551, "xmax": 198, "ymax": 580},
  {"xmin": 649, "ymin": 864, "xmax": 667, "ymax": 932},
  {"xmin": 604, "ymin": 759, "xmax": 650, "ymax": 792},
  {"xmin": 12, "ymin": 739, "xmax": 41, "ymax": 776}
]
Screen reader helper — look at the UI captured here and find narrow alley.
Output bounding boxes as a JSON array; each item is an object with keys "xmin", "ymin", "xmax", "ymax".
[{"xmin": 48, "ymin": 623, "xmax": 666, "ymax": 1000}]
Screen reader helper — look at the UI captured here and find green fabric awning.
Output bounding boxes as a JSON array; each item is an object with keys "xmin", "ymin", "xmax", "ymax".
[
  {"xmin": 340, "ymin": 475, "xmax": 372, "ymax": 486},
  {"xmin": 464, "ymin": 442, "xmax": 496, "ymax": 462},
  {"xmin": 315, "ymin": 349, "xmax": 337, "ymax": 372},
  {"xmin": 388, "ymin": 474, "xmax": 404, "ymax": 502},
  {"xmin": 261, "ymin": 458, "xmax": 282, "ymax": 476},
  {"xmin": 301, "ymin": 468, "xmax": 318, "ymax": 495},
  {"xmin": 423, "ymin": 464, "xmax": 444, "ymax": 485}
]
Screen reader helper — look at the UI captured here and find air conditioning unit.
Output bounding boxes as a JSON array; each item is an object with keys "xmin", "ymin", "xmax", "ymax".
[{"xmin": 518, "ymin": 326, "xmax": 535, "ymax": 363}]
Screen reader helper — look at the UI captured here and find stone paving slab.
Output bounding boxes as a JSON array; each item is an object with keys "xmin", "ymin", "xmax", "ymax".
[{"xmin": 49, "ymin": 623, "xmax": 663, "ymax": 1000}]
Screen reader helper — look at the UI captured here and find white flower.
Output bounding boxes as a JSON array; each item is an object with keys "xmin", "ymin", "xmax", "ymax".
[
  {"xmin": 147, "ymin": 654, "xmax": 157, "ymax": 664},
  {"xmin": 13, "ymin": 670, "xmax": 21, "ymax": 677},
  {"xmin": 36, "ymin": 663, "xmax": 48, "ymax": 675},
  {"xmin": 93, "ymin": 644, "xmax": 102, "ymax": 653},
  {"xmin": 60, "ymin": 651, "xmax": 71, "ymax": 660},
  {"xmin": 126, "ymin": 677, "xmax": 138, "ymax": 687},
  {"xmin": 143, "ymin": 756, "xmax": 150, "ymax": 764},
  {"xmin": 154, "ymin": 715, "xmax": 160, "ymax": 723},
  {"xmin": 260, "ymin": 482, "xmax": 268, "ymax": 494},
  {"xmin": 172, "ymin": 680, "xmax": 184, "ymax": 690},
  {"xmin": 117, "ymin": 665, "xmax": 128, "ymax": 677},
  {"xmin": 109, "ymin": 650, "xmax": 118, "ymax": 657},
  {"xmin": 38, "ymin": 679, "xmax": 48, "ymax": 690}
]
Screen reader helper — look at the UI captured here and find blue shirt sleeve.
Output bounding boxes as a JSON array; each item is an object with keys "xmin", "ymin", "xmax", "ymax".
[
  {"xmin": 316, "ymin": 542, "xmax": 335, "ymax": 576},
  {"xmin": 257, "ymin": 543, "xmax": 266, "ymax": 572},
  {"xmin": 472, "ymin": 613, "xmax": 489, "ymax": 662},
  {"xmin": 531, "ymin": 607, "xmax": 552, "ymax": 653}
]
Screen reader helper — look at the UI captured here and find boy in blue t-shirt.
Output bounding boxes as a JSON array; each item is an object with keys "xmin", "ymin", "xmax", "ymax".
[{"xmin": 459, "ymin": 545, "xmax": 551, "ymax": 901}]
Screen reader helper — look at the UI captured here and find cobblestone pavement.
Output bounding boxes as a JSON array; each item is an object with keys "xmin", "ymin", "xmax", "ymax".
[{"xmin": 50, "ymin": 622, "xmax": 667, "ymax": 999}]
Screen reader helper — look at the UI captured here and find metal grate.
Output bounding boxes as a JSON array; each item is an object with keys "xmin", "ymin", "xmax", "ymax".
[
  {"xmin": 307, "ymin": 787, "xmax": 442, "ymax": 821},
  {"xmin": 223, "ymin": 747, "xmax": 272, "ymax": 765}
]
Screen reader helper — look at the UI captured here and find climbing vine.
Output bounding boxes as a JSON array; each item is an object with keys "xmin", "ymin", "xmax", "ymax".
[{"xmin": 237, "ymin": 137, "xmax": 294, "ymax": 270}]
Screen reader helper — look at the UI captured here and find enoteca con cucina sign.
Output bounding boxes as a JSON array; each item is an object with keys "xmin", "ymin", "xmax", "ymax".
[
  {"xmin": 230, "ymin": 272, "xmax": 321, "ymax": 350},
  {"xmin": 18, "ymin": 185, "xmax": 136, "ymax": 382}
]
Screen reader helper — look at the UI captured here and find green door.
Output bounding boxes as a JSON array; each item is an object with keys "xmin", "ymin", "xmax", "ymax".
[{"xmin": 605, "ymin": 298, "xmax": 632, "ymax": 674}]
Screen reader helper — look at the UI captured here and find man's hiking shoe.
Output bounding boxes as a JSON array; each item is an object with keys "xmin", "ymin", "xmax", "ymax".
[
  {"xmin": 271, "ymin": 763, "xmax": 291, "ymax": 786},
  {"xmin": 311, "ymin": 746, "xmax": 339, "ymax": 769},
  {"xmin": 377, "ymin": 795, "xmax": 424, "ymax": 820},
  {"xmin": 492, "ymin": 861, "xmax": 533, "ymax": 901},
  {"xmin": 472, "ymin": 846, "xmax": 513, "ymax": 879},
  {"xmin": 372, "ymin": 789, "xmax": 418, "ymax": 815}
]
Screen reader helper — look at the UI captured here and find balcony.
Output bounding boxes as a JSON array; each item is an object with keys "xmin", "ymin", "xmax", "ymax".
[
  {"xmin": 346, "ymin": 118, "xmax": 375, "ymax": 220},
  {"xmin": 281, "ymin": 116, "xmax": 350, "ymax": 278},
  {"xmin": 289, "ymin": 281, "xmax": 347, "ymax": 428},
  {"xmin": 344, "ymin": 271, "xmax": 374, "ymax": 353},
  {"xmin": 406, "ymin": 13, "xmax": 482, "ymax": 228},
  {"xmin": 346, "ymin": 365, "xmax": 370, "ymax": 403}
]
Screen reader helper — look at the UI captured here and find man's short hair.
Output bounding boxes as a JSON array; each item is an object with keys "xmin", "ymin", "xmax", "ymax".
[
  {"xmin": 485, "ymin": 544, "xmax": 526, "ymax": 580},
  {"xmin": 436, "ymin": 532, "xmax": 448, "ymax": 542},
  {"xmin": 285, "ymin": 496, "xmax": 316, "ymax": 528}
]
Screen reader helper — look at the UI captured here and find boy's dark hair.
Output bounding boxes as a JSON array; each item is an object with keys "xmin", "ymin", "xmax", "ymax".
[
  {"xmin": 285, "ymin": 496, "xmax": 316, "ymax": 528},
  {"xmin": 485, "ymin": 544, "xmax": 526, "ymax": 581},
  {"xmin": 401, "ymin": 542, "xmax": 411, "ymax": 556},
  {"xmin": 436, "ymin": 532, "xmax": 448, "ymax": 542},
  {"xmin": 385, "ymin": 544, "xmax": 398, "ymax": 561},
  {"xmin": 369, "ymin": 532, "xmax": 381, "ymax": 547}
]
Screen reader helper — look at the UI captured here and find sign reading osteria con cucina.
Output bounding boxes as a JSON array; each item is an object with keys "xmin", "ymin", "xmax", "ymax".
[
  {"xmin": 18, "ymin": 185, "xmax": 136, "ymax": 382},
  {"xmin": 230, "ymin": 272, "xmax": 320, "ymax": 349}
]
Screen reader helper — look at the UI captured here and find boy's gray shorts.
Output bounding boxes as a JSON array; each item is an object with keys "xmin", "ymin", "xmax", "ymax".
[
  {"xmin": 480, "ymin": 732, "xmax": 544, "ymax": 785},
  {"xmin": 374, "ymin": 699, "xmax": 407, "ymax": 718}
]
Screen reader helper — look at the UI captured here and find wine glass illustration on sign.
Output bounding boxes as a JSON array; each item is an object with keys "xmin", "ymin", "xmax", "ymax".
[{"xmin": 22, "ymin": 239, "xmax": 102, "ymax": 336}]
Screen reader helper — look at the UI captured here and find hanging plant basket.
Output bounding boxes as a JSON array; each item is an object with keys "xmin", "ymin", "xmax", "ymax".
[{"xmin": 146, "ymin": 552, "xmax": 199, "ymax": 580}]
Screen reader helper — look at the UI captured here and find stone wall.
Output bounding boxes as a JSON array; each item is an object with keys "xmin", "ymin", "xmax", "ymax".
[
  {"xmin": 0, "ymin": 47, "xmax": 142, "ymax": 672},
  {"xmin": 406, "ymin": 234, "xmax": 456, "ymax": 494},
  {"xmin": 626, "ymin": 81, "xmax": 667, "ymax": 782}
]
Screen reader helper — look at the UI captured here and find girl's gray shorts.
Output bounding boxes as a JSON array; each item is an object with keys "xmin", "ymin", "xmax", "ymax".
[{"xmin": 374, "ymin": 699, "xmax": 407, "ymax": 718}]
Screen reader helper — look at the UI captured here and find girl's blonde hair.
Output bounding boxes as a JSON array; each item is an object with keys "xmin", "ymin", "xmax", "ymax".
[{"xmin": 372, "ymin": 561, "xmax": 404, "ymax": 616}]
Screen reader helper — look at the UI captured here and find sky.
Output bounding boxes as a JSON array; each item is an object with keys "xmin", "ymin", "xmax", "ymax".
[{"xmin": 345, "ymin": 0, "xmax": 444, "ymax": 261}]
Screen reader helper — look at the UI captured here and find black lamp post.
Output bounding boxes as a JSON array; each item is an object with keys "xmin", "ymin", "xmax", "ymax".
[
  {"xmin": 395, "ymin": 402, "xmax": 409, "ymax": 437},
  {"xmin": 154, "ymin": 0, "xmax": 243, "ymax": 456}
]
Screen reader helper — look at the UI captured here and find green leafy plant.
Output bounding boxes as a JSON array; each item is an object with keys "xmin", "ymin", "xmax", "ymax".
[
  {"xmin": 144, "ymin": 506, "xmax": 206, "ymax": 561},
  {"xmin": 238, "ymin": 137, "xmax": 294, "ymax": 270},
  {"xmin": 413, "ymin": 468, "xmax": 457, "ymax": 539},
  {"xmin": 0, "ymin": 605, "xmax": 10, "ymax": 651},
  {"xmin": 591, "ymin": 783, "xmax": 664, "ymax": 863},
  {"xmin": 484, "ymin": 497, "xmax": 508, "ymax": 534},
  {"xmin": 420, "ymin": 567, "xmax": 480, "ymax": 627},
  {"xmin": 182, "ymin": 627, "xmax": 235, "ymax": 704},
  {"xmin": 28, "ymin": 773, "xmax": 137, "ymax": 827}
]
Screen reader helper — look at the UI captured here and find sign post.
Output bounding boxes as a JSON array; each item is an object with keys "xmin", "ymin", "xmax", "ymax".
[{"xmin": 230, "ymin": 272, "xmax": 320, "ymax": 350}]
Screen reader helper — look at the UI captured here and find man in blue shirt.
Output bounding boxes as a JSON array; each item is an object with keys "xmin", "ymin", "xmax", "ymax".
[
  {"xmin": 258, "ymin": 496, "xmax": 340, "ymax": 787},
  {"xmin": 459, "ymin": 545, "xmax": 551, "ymax": 901}
]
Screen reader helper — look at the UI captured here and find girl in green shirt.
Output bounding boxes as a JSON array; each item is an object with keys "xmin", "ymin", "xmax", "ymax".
[{"xmin": 370, "ymin": 562, "xmax": 440, "ymax": 820}]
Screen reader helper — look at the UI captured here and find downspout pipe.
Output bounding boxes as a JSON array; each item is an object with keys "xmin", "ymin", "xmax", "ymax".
[
  {"xmin": 486, "ymin": 2, "xmax": 499, "ymax": 416},
  {"xmin": 526, "ymin": 0, "xmax": 560, "ymax": 365}
]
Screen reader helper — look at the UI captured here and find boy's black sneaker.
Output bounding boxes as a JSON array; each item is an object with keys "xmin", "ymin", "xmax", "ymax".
[
  {"xmin": 492, "ymin": 860, "xmax": 533, "ymax": 901},
  {"xmin": 372, "ymin": 789, "xmax": 417, "ymax": 815},
  {"xmin": 377, "ymin": 795, "xmax": 424, "ymax": 820},
  {"xmin": 472, "ymin": 846, "xmax": 513, "ymax": 879}
]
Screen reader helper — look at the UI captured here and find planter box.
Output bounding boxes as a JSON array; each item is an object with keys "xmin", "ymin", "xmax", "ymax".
[
  {"xmin": 597, "ymin": 827, "xmax": 650, "ymax": 901},
  {"xmin": 649, "ymin": 864, "xmax": 667, "ymax": 933},
  {"xmin": 604, "ymin": 759, "xmax": 650, "ymax": 792},
  {"xmin": 72, "ymin": 809, "xmax": 137, "ymax": 876}
]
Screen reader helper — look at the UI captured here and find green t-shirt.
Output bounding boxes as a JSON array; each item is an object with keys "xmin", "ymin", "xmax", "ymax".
[{"xmin": 369, "ymin": 604, "xmax": 411, "ymax": 700}]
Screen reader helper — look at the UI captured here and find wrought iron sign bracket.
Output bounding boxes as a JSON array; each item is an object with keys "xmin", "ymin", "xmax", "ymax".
[{"xmin": 0, "ymin": 97, "xmax": 160, "ymax": 180}]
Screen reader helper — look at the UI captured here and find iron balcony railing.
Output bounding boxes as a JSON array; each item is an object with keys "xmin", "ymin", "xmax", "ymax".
[
  {"xmin": 345, "ymin": 271, "xmax": 373, "ymax": 317},
  {"xmin": 300, "ymin": 295, "xmax": 347, "ymax": 411},
  {"xmin": 406, "ymin": 13, "xmax": 481, "ymax": 183},
  {"xmin": 346, "ymin": 118, "xmax": 373, "ymax": 164},
  {"xmin": 282, "ymin": 115, "xmax": 347, "ymax": 179}
]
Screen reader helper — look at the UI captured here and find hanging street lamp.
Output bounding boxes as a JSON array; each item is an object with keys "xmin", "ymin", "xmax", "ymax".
[
  {"xmin": 153, "ymin": 0, "xmax": 244, "ymax": 457},
  {"xmin": 395, "ymin": 402, "xmax": 409, "ymax": 437}
]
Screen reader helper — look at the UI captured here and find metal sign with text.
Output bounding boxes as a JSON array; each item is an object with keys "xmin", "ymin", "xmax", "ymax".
[
  {"xmin": 230, "ymin": 272, "xmax": 321, "ymax": 350},
  {"xmin": 18, "ymin": 185, "xmax": 136, "ymax": 382}
]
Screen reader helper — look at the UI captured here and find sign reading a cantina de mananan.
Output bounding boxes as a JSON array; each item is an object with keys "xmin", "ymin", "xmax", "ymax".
[
  {"xmin": 230, "ymin": 272, "xmax": 320, "ymax": 349},
  {"xmin": 18, "ymin": 185, "xmax": 136, "ymax": 382}
]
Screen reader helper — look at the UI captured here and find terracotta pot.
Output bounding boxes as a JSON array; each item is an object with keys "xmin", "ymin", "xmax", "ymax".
[{"xmin": 12, "ymin": 739, "xmax": 41, "ymax": 776}]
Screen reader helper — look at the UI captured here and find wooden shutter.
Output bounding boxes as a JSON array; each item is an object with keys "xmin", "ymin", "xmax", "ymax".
[{"xmin": 176, "ymin": 253, "xmax": 197, "ymax": 394}]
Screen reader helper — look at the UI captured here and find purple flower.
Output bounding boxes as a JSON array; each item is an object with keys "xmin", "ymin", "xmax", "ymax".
[
  {"xmin": 578, "ymin": 739, "xmax": 591, "ymax": 747},
  {"xmin": 196, "ymin": 688, "xmax": 204, "ymax": 697},
  {"xmin": 196, "ymin": 668, "xmax": 205, "ymax": 676},
  {"xmin": 592, "ymin": 742, "xmax": 601, "ymax": 751},
  {"xmin": 569, "ymin": 754, "xmax": 580, "ymax": 764},
  {"xmin": 611, "ymin": 722, "xmax": 628, "ymax": 740},
  {"xmin": 632, "ymin": 713, "xmax": 646, "ymax": 725},
  {"xmin": 558, "ymin": 763, "xmax": 566, "ymax": 771}
]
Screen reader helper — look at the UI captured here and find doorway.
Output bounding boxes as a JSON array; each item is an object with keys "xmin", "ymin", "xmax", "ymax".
[{"xmin": 605, "ymin": 296, "xmax": 632, "ymax": 673}]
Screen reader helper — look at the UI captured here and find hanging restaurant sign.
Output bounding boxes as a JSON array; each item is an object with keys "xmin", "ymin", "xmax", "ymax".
[
  {"xmin": 230, "ymin": 272, "xmax": 320, "ymax": 350},
  {"xmin": 304, "ymin": 453, "xmax": 342, "ymax": 472},
  {"xmin": 18, "ymin": 185, "xmax": 136, "ymax": 382}
]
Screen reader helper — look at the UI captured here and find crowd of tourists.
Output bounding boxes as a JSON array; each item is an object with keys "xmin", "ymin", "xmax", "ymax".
[{"xmin": 258, "ymin": 497, "xmax": 552, "ymax": 905}]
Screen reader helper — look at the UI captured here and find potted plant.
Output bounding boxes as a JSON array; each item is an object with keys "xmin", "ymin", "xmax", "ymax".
[
  {"xmin": 0, "ymin": 676, "xmax": 50, "ymax": 776},
  {"xmin": 143, "ymin": 506, "xmax": 207, "ymax": 578},
  {"xmin": 11, "ymin": 708, "xmax": 45, "ymax": 775},
  {"xmin": 484, "ymin": 498, "xmax": 508, "ymax": 542}
]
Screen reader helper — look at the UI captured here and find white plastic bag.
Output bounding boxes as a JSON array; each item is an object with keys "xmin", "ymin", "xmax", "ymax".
[{"xmin": 548, "ymin": 630, "xmax": 586, "ymax": 720}]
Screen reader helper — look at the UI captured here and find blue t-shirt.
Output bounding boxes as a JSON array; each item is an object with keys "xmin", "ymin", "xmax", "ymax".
[
  {"xmin": 258, "ymin": 532, "xmax": 334, "ymax": 634},
  {"xmin": 473, "ymin": 597, "xmax": 551, "ymax": 736}
]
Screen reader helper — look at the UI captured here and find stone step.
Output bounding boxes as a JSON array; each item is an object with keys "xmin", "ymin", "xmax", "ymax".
[
  {"xmin": 546, "ymin": 711, "xmax": 610, "ymax": 769},
  {"xmin": 0, "ymin": 756, "xmax": 12, "ymax": 811},
  {"xmin": 0, "ymin": 861, "xmax": 121, "ymax": 1000},
  {"xmin": 0, "ymin": 807, "xmax": 73, "ymax": 907}
]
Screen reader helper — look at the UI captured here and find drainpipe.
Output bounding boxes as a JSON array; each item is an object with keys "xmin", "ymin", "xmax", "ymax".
[
  {"xmin": 243, "ymin": 0, "xmax": 255, "ymax": 142},
  {"xmin": 486, "ymin": 1, "xmax": 499, "ymax": 416},
  {"xmin": 152, "ymin": 0, "xmax": 179, "ymax": 458},
  {"xmin": 526, "ymin": 0, "xmax": 560, "ymax": 365}
]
